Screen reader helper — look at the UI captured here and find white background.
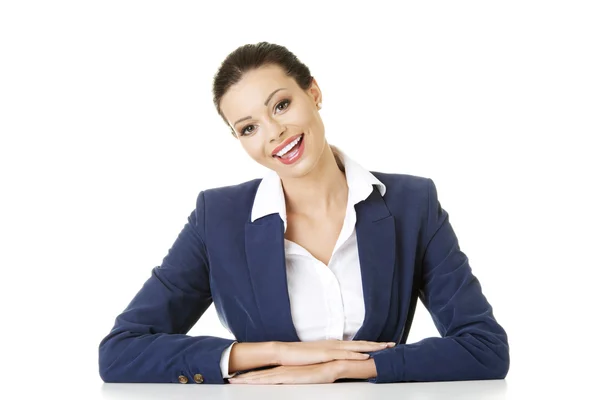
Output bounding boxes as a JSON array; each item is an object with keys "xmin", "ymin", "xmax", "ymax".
[{"xmin": 1, "ymin": 1, "xmax": 598, "ymax": 398}]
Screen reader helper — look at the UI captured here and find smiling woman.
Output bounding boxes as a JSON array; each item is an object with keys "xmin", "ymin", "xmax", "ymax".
[
  {"xmin": 217, "ymin": 62, "xmax": 328, "ymax": 181},
  {"xmin": 98, "ymin": 41, "xmax": 510, "ymax": 385}
]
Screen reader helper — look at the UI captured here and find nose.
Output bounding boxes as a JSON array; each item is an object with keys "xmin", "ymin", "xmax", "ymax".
[{"xmin": 267, "ymin": 119, "xmax": 286, "ymax": 143}]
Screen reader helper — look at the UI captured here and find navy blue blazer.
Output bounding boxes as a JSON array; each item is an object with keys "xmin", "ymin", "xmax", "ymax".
[{"xmin": 98, "ymin": 173, "xmax": 509, "ymax": 384}]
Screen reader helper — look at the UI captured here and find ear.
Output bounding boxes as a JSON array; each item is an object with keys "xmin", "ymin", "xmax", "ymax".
[{"xmin": 308, "ymin": 77, "xmax": 322, "ymax": 104}]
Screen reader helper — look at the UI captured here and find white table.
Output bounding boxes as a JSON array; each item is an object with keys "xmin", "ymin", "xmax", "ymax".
[{"xmin": 99, "ymin": 380, "xmax": 509, "ymax": 400}]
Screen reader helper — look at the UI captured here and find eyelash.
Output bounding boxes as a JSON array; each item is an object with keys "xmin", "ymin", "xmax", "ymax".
[{"xmin": 240, "ymin": 99, "xmax": 291, "ymax": 136}]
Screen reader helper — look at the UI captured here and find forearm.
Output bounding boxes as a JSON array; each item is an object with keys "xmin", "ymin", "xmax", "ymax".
[
  {"xmin": 99, "ymin": 332, "xmax": 235, "ymax": 383},
  {"xmin": 228, "ymin": 341, "xmax": 280, "ymax": 374},
  {"xmin": 335, "ymin": 359, "xmax": 378, "ymax": 380},
  {"xmin": 369, "ymin": 334, "xmax": 509, "ymax": 383}
]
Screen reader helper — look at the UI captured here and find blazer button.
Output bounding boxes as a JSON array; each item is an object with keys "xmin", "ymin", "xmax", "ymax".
[
  {"xmin": 178, "ymin": 375, "xmax": 188, "ymax": 384},
  {"xmin": 193, "ymin": 373, "xmax": 204, "ymax": 384}
]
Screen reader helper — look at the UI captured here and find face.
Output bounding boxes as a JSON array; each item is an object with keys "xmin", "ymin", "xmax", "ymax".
[{"xmin": 220, "ymin": 64, "xmax": 326, "ymax": 179}]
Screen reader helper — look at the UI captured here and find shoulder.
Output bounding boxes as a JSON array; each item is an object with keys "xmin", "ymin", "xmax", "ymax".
[
  {"xmin": 370, "ymin": 172, "xmax": 443, "ymax": 235},
  {"xmin": 371, "ymin": 171, "xmax": 433, "ymax": 201},
  {"xmin": 194, "ymin": 177, "xmax": 262, "ymax": 215},
  {"xmin": 370, "ymin": 171, "xmax": 445, "ymax": 223}
]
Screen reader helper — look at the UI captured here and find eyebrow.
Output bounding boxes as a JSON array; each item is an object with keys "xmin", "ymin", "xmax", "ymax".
[{"xmin": 233, "ymin": 88, "xmax": 286, "ymax": 127}]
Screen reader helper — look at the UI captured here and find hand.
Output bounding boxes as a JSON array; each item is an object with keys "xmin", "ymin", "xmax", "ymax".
[
  {"xmin": 228, "ymin": 362, "xmax": 341, "ymax": 385},
  {"xmin": 275, "ymin": 339, "xmax": 395, "ymax": 366}
]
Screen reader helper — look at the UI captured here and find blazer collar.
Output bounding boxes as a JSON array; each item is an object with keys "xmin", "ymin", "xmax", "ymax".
[{"xmin": 250, "ymin": 148, "xmax": 386, "ymax": 233}]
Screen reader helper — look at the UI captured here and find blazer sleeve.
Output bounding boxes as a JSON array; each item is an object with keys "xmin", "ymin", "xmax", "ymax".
[
  {"xmin": 368, "ymin": 178, "xmax": 510, "ymax": 383},
  {"xmin": 98, "ymin": 191, "xmax": 236, "ymax": 384}
]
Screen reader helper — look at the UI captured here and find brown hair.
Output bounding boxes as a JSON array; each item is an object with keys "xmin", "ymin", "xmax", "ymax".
[{"xmin": 212, "ymin": 42, "xmax": 314, "ymax": 139}]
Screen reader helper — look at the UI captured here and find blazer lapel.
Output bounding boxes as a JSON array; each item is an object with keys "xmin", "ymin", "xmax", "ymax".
[
  {"xmin": 244, "ymin": 187, "xmax": 396, "ymax": 343},
  {"xmin": 352, "ymin": 188, "xmax": 397, "ymax": 341},
  {"xmin": 245, "ymin": 214, "xmax": 300, "ymax": 342}
]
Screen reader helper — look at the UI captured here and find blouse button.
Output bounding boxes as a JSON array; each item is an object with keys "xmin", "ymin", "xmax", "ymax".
[
  {"xmin": 193, "ymin": 373, "xmax": 204, "ymax": 384},
  {"xmin": 178, "ymin": 375, "xmax": 188, "ymax": 384}
]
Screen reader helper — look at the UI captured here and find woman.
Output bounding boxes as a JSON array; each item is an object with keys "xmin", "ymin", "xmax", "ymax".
[{"xmin": 98, "ymin": 42, "xmax": 510, "ymax": 385}]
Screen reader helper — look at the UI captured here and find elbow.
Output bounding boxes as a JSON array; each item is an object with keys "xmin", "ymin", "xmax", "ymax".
[
  {"xmin": 99, "ymin": 352, "xmax": 118, "ymax": 383},
  {"xmin": 493, "ymin": 345, "xmax": 510, "ymax": 379},
  {"xmin": 470, "ymin": 331, "xmax": 510, "ymax": 380},
  {"xmin": 99, "ymin": 364, "xmax": 114, "ymax": 383},
  {"xmin": 487, "ymin": 354, "xmax": 509, "ymax": 380},
  {"xmin": 98, "ymin": 338, "xmax": 116, "ymax": 382},
  {"xmin": 485, "ymin": 336, "xmax": 510, "ymax": 380},
  {"xmin": 98, "ymin": 331, "xmax": 129, "ymax": 383}
]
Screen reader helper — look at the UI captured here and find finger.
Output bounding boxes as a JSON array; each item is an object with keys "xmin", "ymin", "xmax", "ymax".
[
  {"xmin": 230, "ymin": 376, "xmax": 279, "ymax": 385},
  {"xmin": 229, "ymin": 376, "xmax": 261, "ymax": 384},
  {"xmin": 239, "ymin": 368, "xmax": 283, "ymax": 379},
  {"xmin": 343, "ymin": 341, "xmax": 396, "ymax": 351},
  {"xmin": 230, "ymin": 378, "xmax": 267, "ymax": 384},
  {"xmin": 357, "ymin": 340, "xmax": 396, "ymax": 346},
  {"xmin": 341, "ymin": 343, "xmax": 387, "ymax": 352},
  {"xmin": 229, "ymin": 377, "xmax": 259, "ymax": 384},
  {"xmin": 335, "ymin": 350, "xmax": 371, "ymax": 360},
  {"xmin": 333, "ymin": 339, "xmax": 381, "ymax": 349},
  {"xmin": 232, "ymin": 370, "xmax": 269, "ymax": 380},
  {"xmin": 250, "ymin": 377, "xmax": 280, "ymax": 385}
]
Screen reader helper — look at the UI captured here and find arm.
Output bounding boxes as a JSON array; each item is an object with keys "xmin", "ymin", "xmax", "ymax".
[
  {"xmin": 220, "ymin": 341, "xmax": 280, "ymax": 378},
  {"xmin": 335, "ymin": 359, "xmax": 378, "ymax": 380},
  {"xmin": 98, "ymin": 191, "xmax": 236, "ymax": 384},
  {"xmin": 222, "ymin": 340, "xmax": 377, "ymax": 378},
  {"xmin": 367, "ymin": 178, "xmax": 510, "ymax": 383}
]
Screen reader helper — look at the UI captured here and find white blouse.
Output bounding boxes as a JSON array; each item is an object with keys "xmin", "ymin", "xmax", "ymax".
[{"xmin": 219, "ymin": 149, "xmax": 386, "ymax": 378}]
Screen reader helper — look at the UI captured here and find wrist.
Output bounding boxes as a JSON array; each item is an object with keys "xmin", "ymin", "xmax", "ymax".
[
  {"xmin": 270, "ymin": 341, "xmax": 283, "ymax": 366},
  {"xmin": 332, "ymin": 360, "xmax": 348, "ymax": 381},
  {"xmin": 228, "ymin": 341, "xmax": 282, "ymax": 374},
  {"xmin": 335, "ymin": 359, "xmax": 377, "ymax": 380}
]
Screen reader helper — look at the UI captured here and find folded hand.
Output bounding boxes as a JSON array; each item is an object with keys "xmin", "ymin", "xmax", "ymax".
[{"xmin": 229, "ymin": 362, "xmax": 340, "ymax": 385}]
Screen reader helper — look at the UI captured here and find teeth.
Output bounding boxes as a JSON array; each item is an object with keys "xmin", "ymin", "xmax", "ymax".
[{"xmin": 276, "ymin": 135, "xmax": 302, "ymax": 157}]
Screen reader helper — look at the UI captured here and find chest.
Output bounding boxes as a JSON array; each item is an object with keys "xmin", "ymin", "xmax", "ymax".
[{"xmin": 284, "ymin": 212, "xmax": 346, "ymax": 266}]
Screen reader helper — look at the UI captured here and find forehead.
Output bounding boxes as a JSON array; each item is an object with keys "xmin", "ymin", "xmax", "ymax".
[
  {"xmin": 233, "ymin": 64, "xmax": 294, "ymax": 93},
  {"xmin": 221, "ymin": 65, "xmax": 298, "ymax": 116}
]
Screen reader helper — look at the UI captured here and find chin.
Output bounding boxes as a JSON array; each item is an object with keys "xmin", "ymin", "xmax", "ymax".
[{"xmin": 279, "ymin": 158, "xmax": 319, "ymax": 179}]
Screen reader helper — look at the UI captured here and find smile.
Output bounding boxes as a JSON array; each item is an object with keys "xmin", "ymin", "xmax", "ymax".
[{"xmin": 274, "ymin": 134, "xmax": 305, "ymax": 165}]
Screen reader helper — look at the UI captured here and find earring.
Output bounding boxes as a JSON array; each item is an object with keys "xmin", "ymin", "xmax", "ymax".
[{"xmin": 317, "ymin": 102, "xmax": 322, "ymax": 109}]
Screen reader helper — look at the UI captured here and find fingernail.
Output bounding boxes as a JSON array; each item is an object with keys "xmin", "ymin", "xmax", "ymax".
[{"xmin": 387, "ymin": 342, "xmax": 396, "ymax": 346}]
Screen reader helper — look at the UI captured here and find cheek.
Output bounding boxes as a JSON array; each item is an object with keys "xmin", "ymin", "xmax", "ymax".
[
  {"xmin": 296, "ymin": 106, "xmax": 315, "ymax": 122},
  {"xmin": 243, "ymin": 141, "xmax": 267, "ymax": 161}
]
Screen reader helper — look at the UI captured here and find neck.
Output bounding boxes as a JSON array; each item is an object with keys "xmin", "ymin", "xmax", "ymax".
[{"xmin": 280, "ymin": 144, "xmax": 347, "ymax": 218}]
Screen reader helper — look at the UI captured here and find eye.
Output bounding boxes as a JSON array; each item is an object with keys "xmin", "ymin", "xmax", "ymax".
[
  {"xmin": 239, "ymin": 99, "xmax": 291, "ymax": 137},
  {"xmin": 240, "ymin": 124, "xmax": 256, "ymax": 136},
  {"xmin": 275, "ymin": 99, "xmax": 290, "ymax": 112}
]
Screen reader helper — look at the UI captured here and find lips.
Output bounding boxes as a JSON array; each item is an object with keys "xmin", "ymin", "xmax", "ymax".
[{"xmin": 271, "ymin": 133, "xmax": 304, "ymax": 157}]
